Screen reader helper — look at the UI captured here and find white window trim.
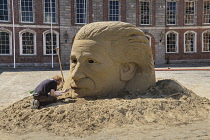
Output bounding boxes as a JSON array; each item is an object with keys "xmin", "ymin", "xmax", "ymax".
[
  {"xmin": 140, "ymin": 0, "xmax": 152, "ymax": 25},
  {"xmin": 0, "ymin": 0, "xmax": 10, "ymax": 22},
  {"xmin": 43, "ymin": 0, "xmax": 58, "ymax": 24},
  {"xmin": 43, "ymin": 30, "xmax": 59, "ymax": 55},
  {"xmin": 202, "ymin": 30, "xmax": 210, "ymax": 52},
  {"xmin": 184, "ymin": 30, "xmax": 197, "ymax": 53},
  {"xmin": 108, "ymin": 0, "xmax": 121, "ymax": 21},
  {"xmin": 19, "ymin": 29, "xmax": 36, "ymax": 55},
  {"xmin": 184, "ymin": 1, "xmax": 196, "ymax": 25},
  {"xmin": 0, "ymin": 28, "xmax": 12, "ymax": 55},
  {"xmin": 166, "ymin": 31, "xmax": 179, "ymax": 53},
  {"xmin": 20, "ymin": 0, "xmax": 35, "ymax": 23},
  {"xmin": 145, "ymin": 34, "xmax": 152, "ymax": 47},
  {"xmin": 75, "ymin": 0, "xmax": 88, "ymax": 24},
  {"xmin": 203, "ymin": 0, "xmax": 210, "ymax": 25},
  {"xmin": 166, "ymin": 1, "xmax": 177, "ymax": 25}
]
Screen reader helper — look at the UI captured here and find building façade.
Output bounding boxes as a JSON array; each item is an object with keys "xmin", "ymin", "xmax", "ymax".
[{"xmin": 0, "ymin": 0, "xmax": 210, "ymax": 67}]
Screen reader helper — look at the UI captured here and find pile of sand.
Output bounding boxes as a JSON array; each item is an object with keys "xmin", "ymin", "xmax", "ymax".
[{"xmin": 0, "ymin": 79, "xmax": 209, "ymax": 137}]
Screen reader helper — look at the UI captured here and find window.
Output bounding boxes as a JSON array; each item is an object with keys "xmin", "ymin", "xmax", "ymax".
[
  {"xmin": 43, "ymin": 30, "xmax": 59, "ymax": 55},
  {"xmin": 0, "ymin": 29, "xmax": 11, "ymax": 55},
  {"xmin": 203, "ymin": 0, "xmax": 210, "ymax": 24},
  {"xmin": 166, "ymin": 1, "xmax": 177, "ymax": 25},
  {"xmin": 75, "ymin": 0, "xmax": 87, "ymax": 24},
  {"xmin": 44, "ymin": 0, "xmax": 56, "ymax": 23},
  {"xmin": 0, "ymin": 0, "xmax": 9, "ymax": 22},
  {"xmin": 202, "ymin": 30, "xmax": 210, "ymax": 52},
  {"xmin": 139, "ymin": 0, "xmax": 151, "ymax": 25},
  {"xmin": 184, "ymin": 31, "xmax": 196, "ymax": 53},
  {"xmin": 21, "ymin": 0, "xmax": 34, "ymax": 23},
  {"xmin": 20, "ymin": 29, "xmax": 36, "ymax": 55},
  {"xmin": 166, "ymin": 31, "xmax": 178, "ymax": 53},
  {"xmin": 109, "ymin": 0, "xmax": 120, "ymax": 21},
  {"xmin": 185, "ymin": 1, "xmax": 196, "ymax": 25}
]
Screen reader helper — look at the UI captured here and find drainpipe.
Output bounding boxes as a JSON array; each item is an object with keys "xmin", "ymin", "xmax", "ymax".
[
  {"xmin": 50, "ymin": 0, "xmax": 54, "ymax": 68},
  {"xmin": 12, "ymin": 0, "xmax": 16, "ymax": 68},
  {"xmin": 85, "ymin": 0, "xmax": 87, "ymax": 24}
]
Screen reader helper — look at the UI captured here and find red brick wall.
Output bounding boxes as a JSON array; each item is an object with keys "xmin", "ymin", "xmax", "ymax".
[
  {"xmin": 165, "ymin": 28, "xmax": 210, "ymax": 61},
  {"xmin": 177, "ymin": 0, "xmax": 184, "ymax": 26},
  {"xmin": 0, "ymin": 27, "xmax": 59, "ymax": 63},
  {"xmin": 9, "ymin": 0, "xmax": 59, "ymax": 25},
  {"xmin": 145, "ymin": 33, "xmax": 156, "ymax": 60},
  {"xmin": 165, "ymin": 0, "xmax": 210, "ymax": 61},
  {"xmin": 0, "ymin": 0, "xmax": 60, "ymax": 64}
]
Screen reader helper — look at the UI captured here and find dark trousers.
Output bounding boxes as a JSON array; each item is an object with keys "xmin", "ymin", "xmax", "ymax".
[{"xmin": 33, "ymin": 95, "xmax": 57, "ymax": 106}]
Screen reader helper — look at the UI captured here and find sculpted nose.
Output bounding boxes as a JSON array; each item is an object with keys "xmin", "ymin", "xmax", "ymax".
[{"xmin": 71, "ymin": 64, "xmax": 86, "ymax": 81}]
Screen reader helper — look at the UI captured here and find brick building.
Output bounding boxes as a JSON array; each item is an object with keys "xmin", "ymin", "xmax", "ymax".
[{"xmin": 0, "ymin": 0, "xmax": 210, "ymax": 67}]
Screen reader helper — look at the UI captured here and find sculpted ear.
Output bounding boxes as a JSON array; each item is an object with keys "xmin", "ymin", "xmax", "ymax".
[{"xmin": 120, "ymin": 62, "xmax": 137, "ymax": 81}]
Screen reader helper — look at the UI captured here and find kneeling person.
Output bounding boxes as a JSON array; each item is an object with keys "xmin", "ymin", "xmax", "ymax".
[{"xmin": 31, "ymin": 75, "xmax": 67, "ymax": 109}]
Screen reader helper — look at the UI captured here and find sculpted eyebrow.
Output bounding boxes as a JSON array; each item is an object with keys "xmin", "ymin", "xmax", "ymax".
[
  {"xmin": 70, "ymin": 55, "xmax": 76, "ymax": 59},
  {"xmin": 83, "ymin": 54, "xmax": 92, "ymax": 57},
  {"xmin": 83, "ymin": 54, "xmax": 99, "ymax": 60}
]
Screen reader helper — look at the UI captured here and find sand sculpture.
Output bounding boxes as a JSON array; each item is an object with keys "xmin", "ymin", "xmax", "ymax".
[{"xmin": 63, "ymin": 22, "xmax": 156, "ymax": 97}]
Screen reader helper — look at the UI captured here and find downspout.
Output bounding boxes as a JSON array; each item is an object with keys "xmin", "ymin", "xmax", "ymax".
[
  {"xmin": 85, "ymin": 0, "xmax": 87, "ymax": 24},
  {"xmin": 12, "ymin": 0, "xmax": 16, "ymax": 68},
  {"xmin": 50, "ymin": 0, "xmax": 54, "ymax": 68}
]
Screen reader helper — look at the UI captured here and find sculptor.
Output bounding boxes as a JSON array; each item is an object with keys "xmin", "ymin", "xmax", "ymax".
[{"xmin": 63, "ymin": 21, "xmax": 156, "ymax": 97}]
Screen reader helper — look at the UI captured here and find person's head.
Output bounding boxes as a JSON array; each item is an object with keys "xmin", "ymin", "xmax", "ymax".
[
  {"xmin": 52, "ymin": 75, "xmax": 63, "ymax": 85},
  {"xmin": 63, "ymin": 21, "xmax": 155, "ymax": 97}
]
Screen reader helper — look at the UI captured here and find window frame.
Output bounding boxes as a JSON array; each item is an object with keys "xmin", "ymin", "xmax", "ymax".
[
  {"xmin": 203, "ymin": 0, "xmax": 210, "ymax": 25},
  {"xmin": 202, "ymin": 30, "xmax": 210, "ymax": 52},
  {"xmin": 43, "ymin": 0, "xmax": 57, "ymax": 24},
  {"xmin": 166, "ymin": 1, "xmax": 177, "ymax": 25},
  {"xmin": 43, "ymin": 30, "xmax": 59, "ymax": 55},
  {"xmin": 166, "ymin": 31, "xmax": 179, "ymax": 53},
  {"xmin": 0, "ymin": 0, "xmax": 9, "ymax": 22},
  {"xmin": 184, "ymin": 0, "xmax": 197, "ymax": 25},
  {"xmin": 75, "ymin": 0, "xmax": 88, "ymax": 24},
  {"xmin": 19, "ymin": 29, "xmax": 36, "ymax": 55},
  {"xmin": 108, "ymin": 0, "xmax": 120, "ymax": 21},
  {"xmin": 184, "ymin": 30, "xmax": 197, "ymax": 53},
  {"xmin": 0, "ymin": 28, "xmax": 12, "ymax": 55},
  {"xmin": 139, "ymin": 0, "xmax": 152, "ymax": 25},
  {"xmin": 20, "ymin": 0, "xmax": 34, "ymax": 23}
]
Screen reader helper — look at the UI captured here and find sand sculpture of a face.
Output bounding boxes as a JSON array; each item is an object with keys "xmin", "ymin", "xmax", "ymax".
[{"xmin": 63, "ymin": 22, "xmax": 156, "ymax": 97}]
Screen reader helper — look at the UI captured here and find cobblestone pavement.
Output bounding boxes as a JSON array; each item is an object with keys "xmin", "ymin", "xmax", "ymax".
[{"xmin": 0, "ymin": 63, "xmax": 210, "ymax": 109}]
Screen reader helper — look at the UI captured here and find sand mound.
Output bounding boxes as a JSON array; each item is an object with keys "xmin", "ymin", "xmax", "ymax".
[{"xmin": 0, "ymin": 79, "xmax": 209, "ymax": 137}]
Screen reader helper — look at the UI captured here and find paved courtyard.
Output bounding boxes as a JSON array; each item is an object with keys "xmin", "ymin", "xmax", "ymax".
[
  {"xmin": 0, "ymin": 63, "xmax": 210, "ymax": 109},
  {"xmin": 0, "ymin": 64, "xmax": 209, "ymax": 140}
]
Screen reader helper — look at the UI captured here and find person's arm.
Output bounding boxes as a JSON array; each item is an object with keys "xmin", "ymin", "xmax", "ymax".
[{"xmin": 50, "ymin": 89, "xmax": 68, "ymax": 97}]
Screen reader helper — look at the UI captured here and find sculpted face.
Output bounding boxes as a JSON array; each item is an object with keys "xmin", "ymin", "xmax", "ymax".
[
  {"xmin": 67, "ymin": 40, "xmax": 126, "ymax": 97},
  {"xmin": 63, "ymin": 22, "xmax": 156, "ymax": 98}
]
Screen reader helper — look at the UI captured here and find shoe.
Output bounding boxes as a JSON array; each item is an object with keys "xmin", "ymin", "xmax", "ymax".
[{"xmin": 31, "ymin": 99, "xmax": 40, "ymax": 109}]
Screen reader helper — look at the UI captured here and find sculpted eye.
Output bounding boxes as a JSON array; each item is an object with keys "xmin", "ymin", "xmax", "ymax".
[
  {"xmin": 71, "ymin": 59, "xmax": 77, "ymax": 64},
  {"xmin": 87, "ymin": 59, "xmax": 95, "ymax": 63}
]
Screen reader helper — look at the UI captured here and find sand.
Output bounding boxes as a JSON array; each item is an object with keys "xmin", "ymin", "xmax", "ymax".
[{"xmin": 0, "ymin": 79, "xmax": 209, "ymax": 139}]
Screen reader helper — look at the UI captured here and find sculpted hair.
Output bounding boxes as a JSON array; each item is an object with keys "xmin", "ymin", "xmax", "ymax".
[{"xmin": 75, "ymin": 21, "xmax": 154, "ymax": 73}]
